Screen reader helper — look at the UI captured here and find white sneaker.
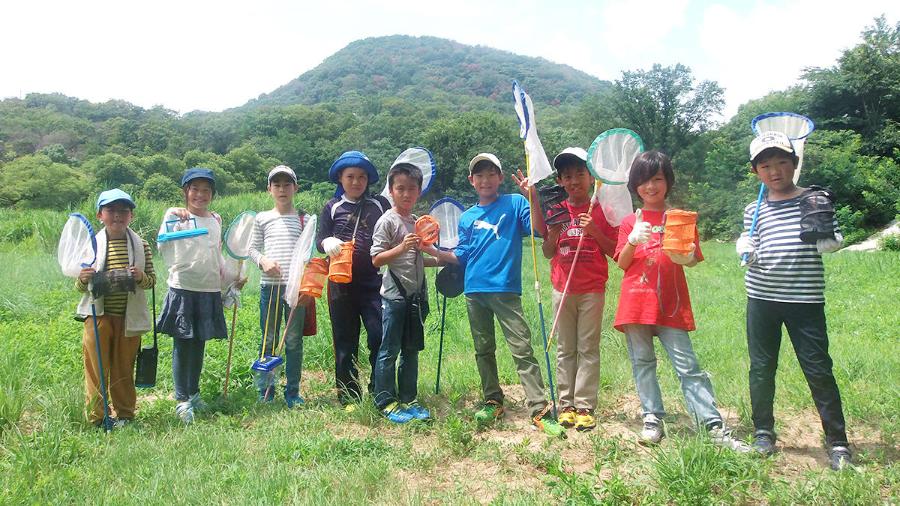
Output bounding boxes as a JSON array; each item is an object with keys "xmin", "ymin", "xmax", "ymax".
[
  {"xmin": 175, "ymin": 401, "xmax": 194, "ymax": 425},
  {"xmin": 640, "ymin": 414, "xmax": 664, "ymax": 445},
  {"xmin": 708, "ymin": 426, "xmax": 751, "ymax": 453}
]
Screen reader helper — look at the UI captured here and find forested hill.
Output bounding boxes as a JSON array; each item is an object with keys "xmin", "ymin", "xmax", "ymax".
[{"xmin": 242, "ymin": 35, "xmax": 609, "ymax": 109}]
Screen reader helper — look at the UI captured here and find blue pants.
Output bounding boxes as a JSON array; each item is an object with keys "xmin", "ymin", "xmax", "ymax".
[
  {"xmin": 373, "ymin": 298, "xmax": 419, "ymax": 409},
  {"xmin": 172, "ymin": 337, "xmax": 206, "ymax": 402},
  {"xmin": 257, "ymin": 284, "xmax": 305, "ymax": 398},
  {"xmin": 624, "ymin": 324, "xmax": 722, "ymax": 427}
]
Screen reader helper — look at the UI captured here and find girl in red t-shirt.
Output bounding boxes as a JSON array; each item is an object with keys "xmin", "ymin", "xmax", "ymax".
[{"xmin": 614, "ymin": 151, "xmax": 747, "ymax": 451}]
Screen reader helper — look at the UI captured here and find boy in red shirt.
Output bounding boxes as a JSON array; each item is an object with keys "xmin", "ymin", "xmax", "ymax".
[{"xmin": 541, "ymin": 148, "xmax": 616, "ymax": 431}]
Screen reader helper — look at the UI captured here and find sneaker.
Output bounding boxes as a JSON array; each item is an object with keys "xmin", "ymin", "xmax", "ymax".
[
  {"xmin": 405, "ymin": 401, "xmax": 432, "ymax": 421},
  {"xmin": 532, "ymin": 405, "xmax": 567, "ymax": 439},
  {"xmin": 708, "ymin": 425, "xmax": 751, "ymax": 453},
  {"xmin": 639, "ymin": 414, "xmax": 664, "ymax": 445},
  {"xmin": 343, "ymin": 403, "xmax": 357, "ymax": 413},
  {"xmin": 752, "ymin": 431, "xmax": 776, "ymax": 456},
  {"xmin": 189, "ymin": 392, "xmax": 208, "ymax": 411},
  {"xmin": 829, "ymin": 445, "xmax": 852, "ymax": 471},
  {"xmin": 382, "ymin": 402, "xmax": 414, "ymax": 424},
  {"xmin": 473, "ymin": 400, "xmax": 504, "ymax": 427},
  {"xmin": 557, "ymin": 407, "xmax": 576, "ymax": 428},
  {"xmin": 285, "ymin": 395, "xmax": 305, "ymax": 409},
  {"xmin": 175, "ymin": 401, "xmax": 194, "ymax": 425},
  {"xmin": 112, "ymin": 418, "xmax": 132, "ymax": 429},
  {"xmin": 574, "ymin": 409, "xmax": 597, "ymax": 432}
]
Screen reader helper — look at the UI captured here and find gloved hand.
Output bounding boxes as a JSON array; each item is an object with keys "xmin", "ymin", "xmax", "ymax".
[
  {"xmin": 817, "ymin": 231, "xmax": 843, "ymax": 253},
  {"xmin": 222, "ymin": 285, "xmax": 241, "ymax": 308},
  {"xmin": 627, "ymin": 209, "xmax": 651, "ymax": 246},
  {"xmin": 666, "ymin": 243, "xmax": 696, "ymax": 265},
  {"xmin": 322, "ymin": 237, "xmax": 344, "ymax": 258},
  {"xmin": 736, "ymin": 232, "xmax": 755, "ymax": 257}
]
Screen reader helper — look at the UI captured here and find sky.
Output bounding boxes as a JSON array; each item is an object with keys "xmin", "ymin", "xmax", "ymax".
[{"xmin": 2, "ymin": 0, "xmax": 897, "ymax": 119}]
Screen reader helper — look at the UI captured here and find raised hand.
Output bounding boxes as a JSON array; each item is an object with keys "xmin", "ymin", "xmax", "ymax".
[{"xmin": 627, "ymin": 209, "xmax": 651, "ymax": 246}]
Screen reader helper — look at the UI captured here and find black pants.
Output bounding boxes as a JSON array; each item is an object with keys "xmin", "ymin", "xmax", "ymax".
[
  {"xmin": 328, "ymin": 279, "xmax": 383, "ymax": 404},
  {"xmin": 746, "ymin": 297, "xmax": 848, "ymax": 447}
]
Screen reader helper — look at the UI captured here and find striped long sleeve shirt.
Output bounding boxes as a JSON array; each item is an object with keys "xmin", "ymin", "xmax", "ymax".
[
  {"xmin": 742, "ymin": 193, "xmax": 839, "ymax": 304},
  {"xmin": 248, "ymin": 210, "xmax": 305, "ymax": 285}
]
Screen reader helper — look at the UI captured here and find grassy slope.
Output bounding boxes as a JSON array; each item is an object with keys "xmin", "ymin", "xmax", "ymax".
[{"xmin": 0, "ymin": 204, "xmax": 897, "ymax": 504}]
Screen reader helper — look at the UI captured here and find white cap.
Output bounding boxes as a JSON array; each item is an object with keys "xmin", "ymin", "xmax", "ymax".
[
  {"xmin": 552, "ymin": 147, "xmax": 588, "ymax": 170},
  {"xmin": 750, "ymin": 131, "xmax": 794, "ymax": 162},
  {"xmin": 268, "ymin": 165, "xmax": 297, "ymax": 184},
  {"xmin": 468, "ymin": 153, "xmax": 502, "ymax": 174}
]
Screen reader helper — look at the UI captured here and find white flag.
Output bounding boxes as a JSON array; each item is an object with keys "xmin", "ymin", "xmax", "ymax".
[{"xmin": 512, "ymin": 81, "xmax": 554, "ymax": 185}]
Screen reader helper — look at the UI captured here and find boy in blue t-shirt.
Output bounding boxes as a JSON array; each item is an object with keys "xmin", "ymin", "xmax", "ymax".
[{"xmin": 430, "ymin": 153, "xmax": 564, "ymax": 437}]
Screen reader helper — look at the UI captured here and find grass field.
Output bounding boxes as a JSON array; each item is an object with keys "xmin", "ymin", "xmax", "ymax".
[{"xmin": 0, "ymin": 201, "xmax": 897, "ymax": 504}]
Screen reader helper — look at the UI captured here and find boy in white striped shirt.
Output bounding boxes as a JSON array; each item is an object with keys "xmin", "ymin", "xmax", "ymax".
[
  {"xmin": 248, "ymin": 165, "xmax": 310, "ymax": 407},
  {"xmin": 737, "ymin": 132, "xmax": 851, "ymax": 470}
]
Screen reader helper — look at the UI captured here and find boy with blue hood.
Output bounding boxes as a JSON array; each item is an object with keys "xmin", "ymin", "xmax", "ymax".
[{"xmin": 317, "ymin": 151, "xmax": 392, "ymax": 408}]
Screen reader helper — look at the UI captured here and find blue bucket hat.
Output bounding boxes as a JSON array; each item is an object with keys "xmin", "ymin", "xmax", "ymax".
[
  {"xmin": 329, "ymin": 151, "xmax": 378, "ymax": 197},
  {"xmin": 181, "ymin": 167, "xmax": 216, "ymax": 189},
  {"xmin": 96, "ymin": 188, "xmax": 136, "ymax": 211}
]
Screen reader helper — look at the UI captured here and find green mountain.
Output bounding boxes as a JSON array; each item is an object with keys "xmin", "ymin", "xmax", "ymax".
[{"xmin": 242, "ymin": 35, "xmax": 610, "ymax": 109}]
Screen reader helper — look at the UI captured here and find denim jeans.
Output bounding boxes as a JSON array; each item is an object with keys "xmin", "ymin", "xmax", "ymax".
[
  {"xmin": 256, "ymin": 284, "xmax": 305, "ymax": 398},
  {"xmin": 172, "ymin": 337, "xmax": 206, "ymax": 402},
  {"xmin": 624, "ymin": 324, "xmax": 722, "ymax": 427},
  {"xmin": 373, "ymin": 297, "xmax": 419, "ymax": 409}
]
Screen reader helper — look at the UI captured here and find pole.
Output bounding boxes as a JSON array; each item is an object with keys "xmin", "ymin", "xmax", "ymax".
[{"xmin": 434, "ymin": 293, "xmax": 447, "ymax": 394}]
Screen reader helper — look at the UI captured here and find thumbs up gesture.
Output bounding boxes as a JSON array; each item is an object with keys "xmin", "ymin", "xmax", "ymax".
[{"xmin": 627, "ymin": 209, "xmax": 651, "ymax": 246}]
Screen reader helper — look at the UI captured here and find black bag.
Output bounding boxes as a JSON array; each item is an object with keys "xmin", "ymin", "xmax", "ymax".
[
  {"xmin": 798, "ymin": 185, "xmax": 837, "ymax": 244},
  {"xmin": 388, "ymin": 269, "xmax": 429, "ymax": 352},
  {"xmin": 135, "ymin": 283, "xmax": 158, "ymax": 388}
]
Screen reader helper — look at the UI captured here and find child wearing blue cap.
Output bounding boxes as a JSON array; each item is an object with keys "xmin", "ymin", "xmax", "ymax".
[
  {"xmin": 316, "ymin": 151, "xmax": 391, "ymax": 408},
  {"xmin": 156, "ymin": 168, "xmax": 238, "ymax": 424},
  {"xmin": 76, "ymin": 188, "xmax": 156, "ymax": 428}
]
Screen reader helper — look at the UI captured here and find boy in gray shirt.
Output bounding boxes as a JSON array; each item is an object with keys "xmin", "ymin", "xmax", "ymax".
[{"xmin": 370, "ymin": 162, "xmax": 440, "ymax": 423}]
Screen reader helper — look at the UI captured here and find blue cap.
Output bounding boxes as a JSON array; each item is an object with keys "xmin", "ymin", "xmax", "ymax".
[
  {"xmin": 329, "ymin": 151, "xmax": 378, "ymax": 182},
  {"xmin": 181, "ymin": 167, "xmax": 216, "ymax": 188},
  {"xmin": 96, "ymin": 188, "xmax": 136, "ymax": 211}
]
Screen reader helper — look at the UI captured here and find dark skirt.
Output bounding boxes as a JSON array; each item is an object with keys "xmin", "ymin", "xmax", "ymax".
[{"xmin": 157, "ymin": 288, "xmax": 227, "ymax": 341}]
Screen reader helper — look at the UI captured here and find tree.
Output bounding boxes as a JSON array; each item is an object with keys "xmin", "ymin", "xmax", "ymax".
[
  {"xmin": 804, "ymin": 16, "xmax": 900, "ymax": 158},
  {"xmin": 0, "ymin": 154, "xmax": 88, "ymax": 208},
  {"xmin": 582, "ymin": 64, "xmax": 724, "ymax": 157},
  {"xmin": 141, "ymin": 173, "xmax": 182, "ymax": 202},
  {"xmin": 83, "ymin": 153, "xmax": 143, "ymax": 189}
]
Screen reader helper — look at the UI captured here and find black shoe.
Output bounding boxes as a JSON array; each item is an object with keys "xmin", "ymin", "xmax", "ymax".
[
  {"xmin": 752, "ymin": 431, "xmax": 776, "ymax": 456},
  {"xmin": 829, "ymin": 445, "xmax": 852, "ymax": 471}
]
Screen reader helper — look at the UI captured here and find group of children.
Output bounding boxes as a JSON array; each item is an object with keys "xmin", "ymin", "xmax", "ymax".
[{"xmin": 75, "ymin": 129, "xmax": 851, "ymax": 470}]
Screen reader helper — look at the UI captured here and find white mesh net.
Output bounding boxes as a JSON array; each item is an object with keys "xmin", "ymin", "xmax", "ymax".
[
  {"xmin": 285, "ymin": 215, "xmax": 317, "ymax": 308},
  {"xmin": 58, "ymin": 214, "xmax": 96, "ymax": 278},
  {"xmin": 587, "ymin": 129, "xmax": 645, "ymax": 226},
  {"xmin": 429, "ymin": 198, "xmax": 465, "ymax": 250},
  {"xmin": 224, "ymin": 211, "xmax": 257, "ymax": 260}
]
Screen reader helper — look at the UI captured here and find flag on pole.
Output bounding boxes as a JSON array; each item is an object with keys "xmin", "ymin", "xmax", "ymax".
[{"xmin": 512, "ymin": 81, "xmax": 554, "ymax": 184}]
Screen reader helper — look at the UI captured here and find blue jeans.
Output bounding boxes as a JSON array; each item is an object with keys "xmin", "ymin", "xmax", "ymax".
[
  {"xmin": 624, "ymin": 324, "xmax": 722, "ymax": 427},
  {"xmin": 172, "ymin": 337, "xmax": 206, "ymax": 402},
  {"xmin": 256, "ymin": 284, "xmax": 305, "ymax": 398},
  {"xmin": 373, "ymin": 298, "xmax": 419, "ymax": 409}
]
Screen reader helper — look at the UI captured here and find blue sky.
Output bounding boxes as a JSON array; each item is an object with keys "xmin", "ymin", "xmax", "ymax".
[{"xmin": 2, "ymin": 0, "xmax": 896, "ymax": 119}]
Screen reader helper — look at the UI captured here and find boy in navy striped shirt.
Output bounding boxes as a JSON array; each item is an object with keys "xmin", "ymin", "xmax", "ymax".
[{"xmin": 737, "ymin": 131, "xmax": 851, "ymax": 470}]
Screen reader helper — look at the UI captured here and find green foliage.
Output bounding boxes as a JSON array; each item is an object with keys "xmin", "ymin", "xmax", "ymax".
[
  {"xmin": 140, "ymin": 173, "xmax": 182, "ymax": 202},
  {"xmin": 0, "ymin": 154, "xmax": 89, "ymax": 209},
  {"xmin": 879, "ymin": 233, "xmax": 900, "ymax": 251}
]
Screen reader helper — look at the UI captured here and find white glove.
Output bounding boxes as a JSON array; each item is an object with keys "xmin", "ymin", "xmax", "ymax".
[
  {"xmin": 817, "ymin": 231, "xmax": 843, "ymax": 254},
  {"xmin": 736, "ymin": 232, "xmax": 755, "ymax": 257},
  {"xmin": 222, "ymin": 285, "xmax": 241, "ymax": 309},
  {"xmin": 322, "ymin": 236, "xmax": 344, "ymax": 258},
  {"xmin": 667, "ymin": 244, "xmax": 696, "ymax": 265},
  {"xmin": 627, "ymin": 209, "xmax": 651, "ymax": 246}
]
